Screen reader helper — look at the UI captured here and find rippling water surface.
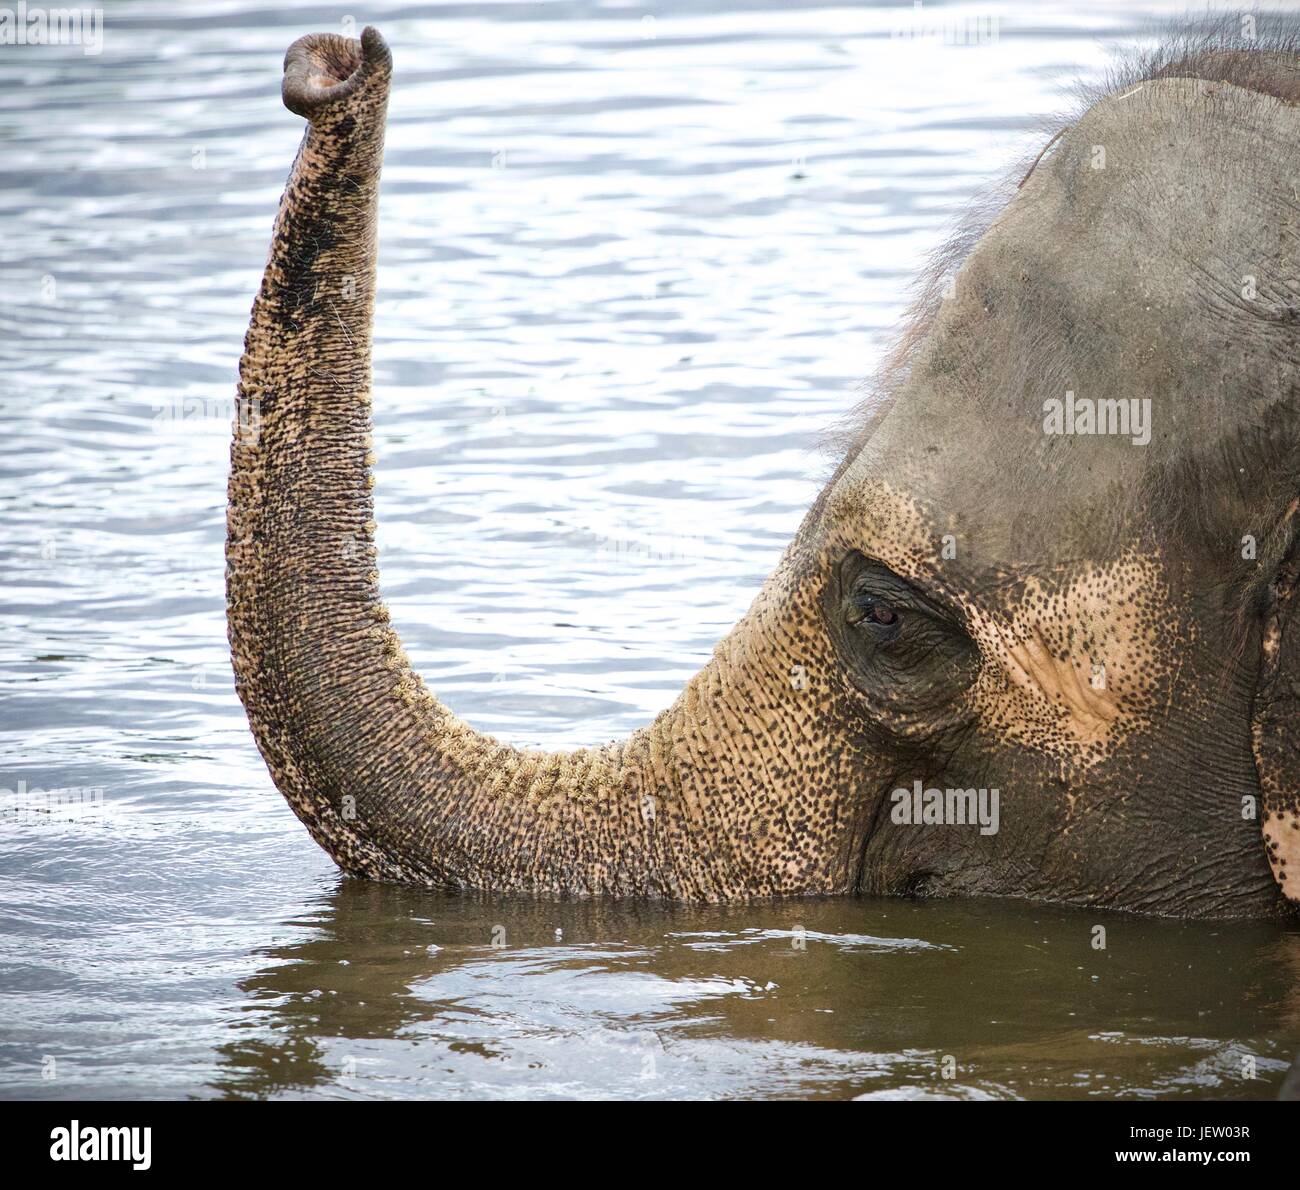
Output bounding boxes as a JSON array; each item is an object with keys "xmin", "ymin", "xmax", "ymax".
[{"xmin": 3, "ymin": 0, "xmax": 1297, "ymax": 1099}]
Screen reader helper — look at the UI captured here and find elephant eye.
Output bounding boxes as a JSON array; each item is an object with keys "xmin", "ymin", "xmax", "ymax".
[
  {"xmin": 854, "ymin": 595, "xmax": 902, "ymax": 641},
  {"xmin": 829, "ymin": 553, "xmax": 979, "ymax": 718},
  {"xmin": 866, "ymin": 602, "xmax": 898, "ymax": 626}
]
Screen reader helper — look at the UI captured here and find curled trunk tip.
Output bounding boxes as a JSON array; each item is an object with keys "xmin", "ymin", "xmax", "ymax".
[{"xmin": 282, "ymin": 25, "xmax": 391, "ymax": 119}]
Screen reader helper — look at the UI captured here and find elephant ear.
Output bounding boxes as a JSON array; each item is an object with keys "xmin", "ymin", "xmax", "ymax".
[{"xmin": 1252, "ymin": 519, "xmax": 1300, "ymax": 904}]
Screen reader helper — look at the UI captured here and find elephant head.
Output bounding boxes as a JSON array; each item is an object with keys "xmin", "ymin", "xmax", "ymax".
[{"xmin": 228, "ymin": 27, "xmax": 1300, "ymax": 917}]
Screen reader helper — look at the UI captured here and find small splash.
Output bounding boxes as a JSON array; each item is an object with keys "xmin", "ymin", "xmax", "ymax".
[{"xmin": 668, "ymin": 928, "xmax": 955, "ymax": 954}]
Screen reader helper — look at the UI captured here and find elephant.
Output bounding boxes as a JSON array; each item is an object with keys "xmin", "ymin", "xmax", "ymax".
[{"xmin": 228, "ymin": 24, "xmax": 1300, "ymax": 919}]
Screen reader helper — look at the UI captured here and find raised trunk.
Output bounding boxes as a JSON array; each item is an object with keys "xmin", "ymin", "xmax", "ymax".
[{"xmin": 227, "ymin": 28, "xmax": 868, "ymax": 898}]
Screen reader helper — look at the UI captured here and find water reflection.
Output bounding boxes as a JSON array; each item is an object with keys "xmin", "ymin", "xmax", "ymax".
[{"xmin": 212, "ymin": 885, "xmax": 1300, "ymax": 1100}]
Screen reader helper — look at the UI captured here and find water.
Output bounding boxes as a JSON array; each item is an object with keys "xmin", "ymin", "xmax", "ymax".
[{"xmin": 2, "ymin": 0, "xmax": 1296, "ymax": 1099}]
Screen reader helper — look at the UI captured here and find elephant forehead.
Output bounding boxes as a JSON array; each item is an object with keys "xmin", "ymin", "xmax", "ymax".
[
  {"xmin": 832, "ymin": 76, "xmax": 1300, "ymax": 586},
  {"xmin": 823, "ymin": 477, "xmax": 939, "ymax": 575}
]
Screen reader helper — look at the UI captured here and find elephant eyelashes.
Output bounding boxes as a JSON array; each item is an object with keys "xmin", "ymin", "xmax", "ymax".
[{"xmin": 852, "ymin": 595, "xmax": 903, "ymax": 643}]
